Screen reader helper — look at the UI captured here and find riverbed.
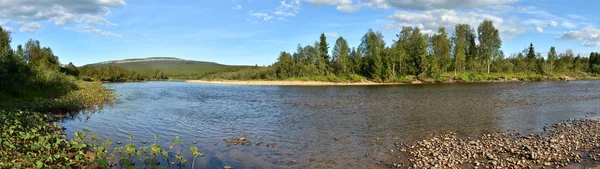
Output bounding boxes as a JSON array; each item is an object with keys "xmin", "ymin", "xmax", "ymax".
[{"xmin": 59, "ymin": 81, "xmax": 600, "ymax": 168}]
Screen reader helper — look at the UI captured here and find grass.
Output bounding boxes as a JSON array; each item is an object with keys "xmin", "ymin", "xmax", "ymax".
[{"xmin": 0, "ymin": 81, "xmax": 114, "ymax": 114}]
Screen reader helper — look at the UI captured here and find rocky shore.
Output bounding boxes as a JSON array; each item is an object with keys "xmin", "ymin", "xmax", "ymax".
[{"xmin": 384, "ymin": 119, "xmax": 600, "ymax": 168}]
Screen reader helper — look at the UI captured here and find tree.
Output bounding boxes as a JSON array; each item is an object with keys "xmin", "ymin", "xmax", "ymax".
[
  {"xmin": 332, "ymin": 37, "xmax": 350, "ymax": 75},
  {"xmin": 431, "ymin": 27, "xmax": 451, "ymax": 73},
  {"xmin": 590, "ymin": 52, "xmax": 600, "ymax": 74},
  {"xmin": 547, "ymin": 46, "xmax": 557, "ymax": 73},
  {"xmin": 452, "ymin": 24, "xmax": 469, "ymax": 74},
  {"xmin": 63, "ymin": 62, "xmax": 80, "ymax": 76},
  {"xmin": 526, "ymin": 43, "xmax": 536, "ymax": 61},
  {"xmin": 466, "ymin": 28, "xmax": 478, "ymax": 71},
  {"xmin": 274, "ymin": 51, "xmax": 294, "ymax": 78},
  {"xmin": 477, "ymin": 20, "xmax": 502, "ymax": 73},
  {"xmin": 318, "ymin": 33, "xmax": 330, "ymax": 62},
  {"xmin": 412, "ymin": 28, "xmax": 429, "ymax": 76},
  {"xmin": 389, "ymin": 43, "xmax": 406, "ymax": 76},
  {"xmin": 526, "ymin": 43, "xmax": 537, "ymax": 72},
  {"xmin": 359, "ymin": 29, "xmax": 386, "ymax": 80},
  {"xmin": 395, "ymin": 26, "xmax": 415, "ymax": 74}
]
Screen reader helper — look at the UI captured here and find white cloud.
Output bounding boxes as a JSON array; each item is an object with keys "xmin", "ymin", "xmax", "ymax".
[
  {"xmin": 536, "ymin": 27, "xmax": 543, "ymax": 33},
  {"xmin": 1, "ymin": 26, "xmax": 13, "ymax": 32},
  {"xmin": 303, "ymin": 0, "xmax": 518, "ymax": 12},
  {"xmin": 556, "ymin": 27, "xmax": 600, "ymax": 47},
  {"xmin": 274, "ymin": 0, "xmax": 301, "ymax": 20},
  {"xmin": 251, "ymin": 0, "xmax": 300, "ymax": 22},
  {"xmin": 274, "ymin": 10, "xmax": 296, "ymax": 17},
  {"xmin": 67, "ymin": 24, "xmax": 122, "ymax": 38},
  {"xmin": 233, "ymin": 4, "xmax": 242, "ymax": 10},
  {"xmin": 0, "ymin": 0, "xmax": 124, "ymax": 36},
  {"xmin": 562, "ymin": 22, "xmax": 577, "ymax": 29},
  {"xmin": 550, "ymin": 21, "xmax": 558, "ymax": 27},
  {"xmin": 325, "ymin": 32, "xmax": 338, "ymax": 38},
  {"xmin": 250, "ymin": 12, "xmax": 273, "ymax": 21},
  {"xmin": 19, "ymin": 22, "xmax": 44, "ymax": 32},
  {"xmin": 385, "ymin": 9, "xmax": 526, "ymax": 40}
]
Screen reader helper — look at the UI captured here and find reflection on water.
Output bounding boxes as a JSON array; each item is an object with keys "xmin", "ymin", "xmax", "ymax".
[{"xmin": 60, "ymin": 81, "xmax": 600, "ymax": 168}]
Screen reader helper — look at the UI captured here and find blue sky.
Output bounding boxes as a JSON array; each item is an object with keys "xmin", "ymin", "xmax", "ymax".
[{"xmin": 1, "ymin": 0, "xmax": 600, "ymax": 66}]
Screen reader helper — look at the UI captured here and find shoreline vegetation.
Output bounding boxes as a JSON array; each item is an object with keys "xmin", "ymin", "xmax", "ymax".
[
  {"xmin": 80, "ymin": 21, "xmax": 600, "ymax": 85},
  {"xmin": 178, "ymin": 20, "xmax": 600, "ymax": 86},
  {"xmin": 188, "ymin": 73, "xmax": 599, "ymax": 86}
]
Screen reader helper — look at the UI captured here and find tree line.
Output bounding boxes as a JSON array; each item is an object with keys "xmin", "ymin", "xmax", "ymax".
[
  {"xmin": 78, "ymin": 66, "xmax": 168, "ymax": 82},
  {"xmin": 264, "ymin": 20, "xmax": 599, "ymax": 82}
]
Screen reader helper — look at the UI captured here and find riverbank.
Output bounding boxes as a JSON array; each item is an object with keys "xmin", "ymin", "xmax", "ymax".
[
  {"xmin": 382, "ymin": 119, "xmax": 600, "ymax": 168},
  {"xmin": 186, "ymin": 80, "xmax": 406, "ymax": 86},
  {"xmin": 0, "ymin": 81, "xmax": 114, "ymax": 168},
  {"xmin": 187, "ymin": 74, "xmax": 599, "ymax": 86}
]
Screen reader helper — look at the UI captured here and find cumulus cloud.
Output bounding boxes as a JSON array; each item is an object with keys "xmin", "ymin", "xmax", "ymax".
[
  {"xmin": 19, "ymin": 22, "xmax": 44, "ymax": 32},
  {"xmin": 536, "ymin": 27, "xmax": 543, "ymax": 33},
  {"xmin": 250, "ymin": 0, "xmax": 300, "ymax": 22},
  {"xmin": 274, "ymin": 0, "xmax": 301, "ymax": 19},
  {"xmin": 0, "ymin": 0, "xmax": 124, "ymax": 36},
  {"xmin": 250, "ymin": 12, "xmax": 274, "ymax": 21},
  {"xmin": 385, "ymin": 9, "xmax": 527, "ymax": 40},
  {"xmin": 550, "ymin": 21, "xmax": 558, "ymax": 27},
  {"xmin": 303, "ymin": 0, "xmax": 518, "ymax": 12},
  {"xmin": 556, "ymin": 27, "xmax": 600, "ymax": 47}
]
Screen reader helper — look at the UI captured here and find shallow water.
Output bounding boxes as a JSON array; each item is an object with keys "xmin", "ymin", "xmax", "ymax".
[{"xmin": 60, "ymin": 81, "xmax": 600, "ymax": 168}]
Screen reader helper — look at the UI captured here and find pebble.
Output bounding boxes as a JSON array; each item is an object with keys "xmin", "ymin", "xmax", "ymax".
[{"xmin": 393, "ymin": 119, "xmax": 600, "ymax": 168}]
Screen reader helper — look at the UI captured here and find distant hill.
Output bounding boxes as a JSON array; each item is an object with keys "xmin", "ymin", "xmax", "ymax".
[{"xmin": 84, "ymin": 57, "xmax": 254, "ymax": 79}]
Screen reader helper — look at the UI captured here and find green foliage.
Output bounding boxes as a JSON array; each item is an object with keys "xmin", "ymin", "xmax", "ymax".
[
  {"xmin": 477, "ymin": 20, "xmax": 502, "ymax": 73},
  {"xmin": 79, "ymin": 65, "xmax": 167, "ymax": 82},
  {"xmin": 332, "ymin": 36, "xmax": 351, "ymax": 75},
  {"xmin": 60, "ymin": 62, "xmax": 80, "ymax": 77},
  {"xmin": 452, "ymin": 24, "xmax": 469, "ymax": 73},
  {"xmin": 201, "ymin": 21, "xmax": 599, "ymax": 83},
  {"xmin": 590, "ymin": 52, "xmax": 600, "ymax": 73},
  {"xmin": 85, "ymin": 57, "xmax": 250, "ymax": 80},
  {"xmin": 0, "ymin": 29, "xmax": 79, "ymax": 101}
]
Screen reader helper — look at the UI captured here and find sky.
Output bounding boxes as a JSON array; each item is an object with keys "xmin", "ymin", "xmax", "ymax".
[{"xmin": 1, "ymin": 0, "xmax": 600, "ymax": 66}]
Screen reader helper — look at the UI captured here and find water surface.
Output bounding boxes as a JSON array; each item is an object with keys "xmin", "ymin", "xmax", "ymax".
[{"xmin": 60, "ymin": 81, "xmax": 600, "ymax": 168}]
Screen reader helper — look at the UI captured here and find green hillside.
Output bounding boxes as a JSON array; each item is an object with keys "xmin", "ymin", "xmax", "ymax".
[{"xmin": 83, "ymin": 57, "xmax": 254, "ymax": 79}]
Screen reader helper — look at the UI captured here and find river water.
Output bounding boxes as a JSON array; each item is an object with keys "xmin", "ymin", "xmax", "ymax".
[{"xmin": 60, "ymin": 81, "xmax": 600, "ymax": 168}]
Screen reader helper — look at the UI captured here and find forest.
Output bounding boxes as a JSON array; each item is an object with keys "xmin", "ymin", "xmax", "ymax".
[
  {"xmin": 78, "ymin": 66, "xmax": 168, "ymax": 82},
  {"xmin": 206, "ymin": 20, "xmax": 600, "ymax": 82}
]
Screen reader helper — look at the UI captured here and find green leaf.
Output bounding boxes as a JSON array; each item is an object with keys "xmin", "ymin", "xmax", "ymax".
[{"xmin": 35, "ymin": 161, "xmax": 44, "ymax": 169}]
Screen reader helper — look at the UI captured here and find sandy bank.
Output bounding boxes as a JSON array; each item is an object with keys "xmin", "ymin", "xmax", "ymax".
[{"xmin": 185, "ymin": 80, "xmax": 407, "ymax": 86}]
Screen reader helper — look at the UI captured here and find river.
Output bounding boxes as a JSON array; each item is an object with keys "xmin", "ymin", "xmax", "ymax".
[{"xmin": 59, "ymin": 81, "xmax": 600, "ymax": 168}]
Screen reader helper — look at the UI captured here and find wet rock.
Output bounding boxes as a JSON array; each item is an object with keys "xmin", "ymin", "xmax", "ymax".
[
  {"xmin": 223, "ymin": 136, "xmax": 252, "ymax": 147},
  {"xmin": 396, "ymin": 119, "xmax": 600, "ymax": 169}
]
